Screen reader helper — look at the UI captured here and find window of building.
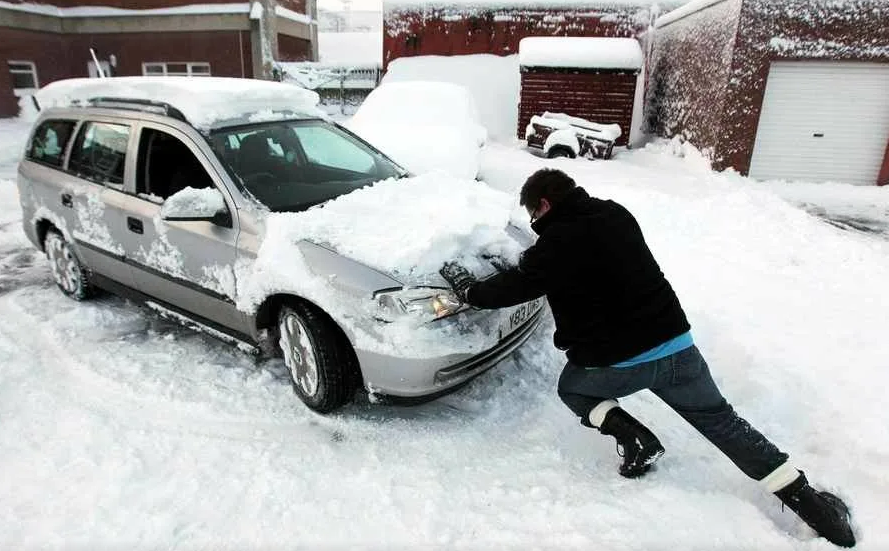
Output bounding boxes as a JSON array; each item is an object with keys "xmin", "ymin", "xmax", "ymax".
[
  {"xmin": 142, "ymin": 62, "xmax": 212, "ymax": 77},
  {"xmin": 26, "ymin": 120, "xmax": 77, "ymax": 168},
  {"xmin": 8, "ymin": 61, "xmax": 39, "ymax": 96},
  {"xmin": 68, "ymin": 122, "xmax": 131, "ymax": 186}
]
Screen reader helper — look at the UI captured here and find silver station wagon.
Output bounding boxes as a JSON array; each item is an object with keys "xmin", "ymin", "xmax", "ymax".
[{"xmin": 17, "ymin": 77, "xmax": 543, "ymax": 412}]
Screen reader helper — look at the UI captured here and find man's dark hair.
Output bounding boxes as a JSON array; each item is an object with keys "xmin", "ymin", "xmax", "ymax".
[{"xmin": 519, "ymin": 168, "xmax": 577, "ymax": 209}]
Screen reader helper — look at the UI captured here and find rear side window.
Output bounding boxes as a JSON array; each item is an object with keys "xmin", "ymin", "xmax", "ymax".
[
  {"xmin": 68, "ymin": 121, "xmax": 130, "ymax": 186},
  {"xmin": 26, "ymin": 120, "xmax": 76, "ymax": 168}
]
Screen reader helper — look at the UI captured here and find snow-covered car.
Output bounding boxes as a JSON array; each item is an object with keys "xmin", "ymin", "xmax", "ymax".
[
  {"xmin": 345, "ymin": 81, "xmax": 487, "ymax": 180},
  {"xmin": 525, "ymin": 112, "xmax": 621, "ymax": 160},
  {"xmin": 16, "ymin": 77, "xmax": 542, "ymax": 413}
]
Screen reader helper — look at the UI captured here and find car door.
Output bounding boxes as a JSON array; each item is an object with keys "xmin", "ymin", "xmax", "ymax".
[
  {"xmin": 120, "ymin": 122, "xmax": 252, "ymax": 337},
  {"xmin": 64, "ymin": 117, "xmax": 137, "ymax": 288}
]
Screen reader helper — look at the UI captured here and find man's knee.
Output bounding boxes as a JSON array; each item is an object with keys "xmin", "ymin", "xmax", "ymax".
[{"xmin": 558, "ymin": 390, "xmax": 605, "ymax": 426}]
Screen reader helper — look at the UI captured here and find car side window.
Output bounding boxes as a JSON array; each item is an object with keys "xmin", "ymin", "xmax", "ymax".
[
  {"xmin": 68, "ymin": 121, "xmax": 130, "ymax": 186},
  {"xmin": 26, "ymin": 119, "xmax": 76, "ymax": 168},
  {"xmin": 135, "ymin": 127, "xmax": 215, "ymax": 201}
]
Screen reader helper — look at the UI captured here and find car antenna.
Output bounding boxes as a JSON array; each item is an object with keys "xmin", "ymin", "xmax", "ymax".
[{"xmin": 89, "ymin": 48, "xmax": 107, "ymax": 78}]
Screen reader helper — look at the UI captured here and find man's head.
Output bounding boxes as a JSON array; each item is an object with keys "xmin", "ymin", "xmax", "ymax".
[{"xmin": 519, "ymin": 168, "xmax": 576, "ymax": 223}]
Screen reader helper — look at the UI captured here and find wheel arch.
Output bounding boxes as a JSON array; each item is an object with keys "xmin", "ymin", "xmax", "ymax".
[
  {"xmin": 35, "ymin": 218, "xmax": 55, "ymax": 252},
  {"xmin": 254, "ymin": 293, "xmax": 363, "ymax": 381}
]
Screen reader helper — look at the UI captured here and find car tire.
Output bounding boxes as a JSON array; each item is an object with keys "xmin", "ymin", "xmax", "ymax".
[
  {"xmin": 44, "ymin": 230, "xmax": 95, "ymax": 301},
  {"xmin": 277, "ymin": 302, "xmax": 359, "ymax": 413},
  {"xmin": 547, "ymin": 147, "xmax": 576, "ymax": 159}
]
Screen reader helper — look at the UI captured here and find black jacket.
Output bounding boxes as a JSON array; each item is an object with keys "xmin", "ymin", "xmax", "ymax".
[{"xmin": 468, "ymin": 187, "xmax": 690, "ymax": 366}]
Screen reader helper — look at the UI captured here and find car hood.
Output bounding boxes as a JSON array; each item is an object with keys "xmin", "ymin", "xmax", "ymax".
[{"xmin": 252, "ymin": 172, "xmax": 529, "ymax": 293}]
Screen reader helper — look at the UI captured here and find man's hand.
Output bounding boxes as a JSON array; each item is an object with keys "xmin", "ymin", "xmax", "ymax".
[{"xmin": 439, "ymin": 262, "xmax": 476, "ymax": 303}]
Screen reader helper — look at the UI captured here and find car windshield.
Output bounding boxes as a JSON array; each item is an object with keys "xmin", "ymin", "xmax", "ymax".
[{"xmin": 210, "ymin": 119, "xmax": 405, "ymax": 212}]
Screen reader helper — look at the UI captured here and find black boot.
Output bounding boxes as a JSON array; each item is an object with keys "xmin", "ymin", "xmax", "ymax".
[
  {"xmin": 775, "ymin": 472, "xmax": 855, "ymax": 547},
  {"xmin": 598, "ymin": 407, "xmax": 665, "ymax": 478}
]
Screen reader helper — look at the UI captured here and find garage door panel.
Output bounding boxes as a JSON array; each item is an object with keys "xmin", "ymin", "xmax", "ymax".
[{"xmin": 749, "ymin": 61, "xmax": 889, "ymax": 185}]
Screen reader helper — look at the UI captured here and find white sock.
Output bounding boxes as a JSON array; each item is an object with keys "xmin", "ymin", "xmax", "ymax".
[
  {"xmin": 588, "ymin": 399, "xmax": 619, "ymax": 428},
  {"xmin": 761, "ymin": 462, "xmax": 802, "ymax": 493}
]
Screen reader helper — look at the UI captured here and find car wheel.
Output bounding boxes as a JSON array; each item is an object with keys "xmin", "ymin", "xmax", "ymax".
[
  {"xmin": 44, "ymin": 230, "xmax": 94, "ymax": 300},
  {"xmin": 277, "ymin": 302, "xmax": 359, "ymax": 413},
  {"xmin": 547, "ymin": 147, "xmax": 576, "ymax": 159}
]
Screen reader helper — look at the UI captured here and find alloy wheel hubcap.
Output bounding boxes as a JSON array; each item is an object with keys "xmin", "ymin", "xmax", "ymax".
[
  {"xmin": 280, "ymin": 313, "xmax": 319, "ymax": 397},
  {"xmin": 48, "ymin": 237, "xmax": 80, "ymax": 294}
]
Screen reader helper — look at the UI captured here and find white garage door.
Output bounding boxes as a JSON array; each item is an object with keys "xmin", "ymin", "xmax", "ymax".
[{"xmin": 749, "ymin": 61, "xmax": 889, "ymax": 185}]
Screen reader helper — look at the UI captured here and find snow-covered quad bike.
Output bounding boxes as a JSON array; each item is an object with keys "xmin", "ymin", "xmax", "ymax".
[{"xmin": 525, "ymin": 112, "xmax": 621, "ymax": 160}]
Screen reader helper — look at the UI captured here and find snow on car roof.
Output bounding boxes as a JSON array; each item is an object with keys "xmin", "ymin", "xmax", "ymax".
[
  {"xmin": 518, "ymin": 37, "xmax": 644, "ymax": 70},
  {"xmin": 33, "ymin": 77, "xmax": 323, "ymax": 131}
]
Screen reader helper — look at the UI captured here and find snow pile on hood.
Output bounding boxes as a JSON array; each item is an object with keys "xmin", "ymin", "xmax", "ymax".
[
  {"xmin": 269, "ymin": 172, "xmax": 520, "ymax": 278},
  {"xmin": 233, "ymin": 173, "xmax": 523, "ymax": 357},
  {"xmin": 30, "ymin": 77, "xmax": 322, "ymax": 130}
]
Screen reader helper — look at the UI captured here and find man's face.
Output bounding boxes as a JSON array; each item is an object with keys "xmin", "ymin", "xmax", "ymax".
[{"xmin": 526, "ymin": 198, "xmax": 551, "ymax": 223}]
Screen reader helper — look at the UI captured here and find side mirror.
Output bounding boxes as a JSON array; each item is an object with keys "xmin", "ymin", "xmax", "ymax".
[{"xmin": 161, "ymin": 187, "xmax": 232, "ymax": 228}]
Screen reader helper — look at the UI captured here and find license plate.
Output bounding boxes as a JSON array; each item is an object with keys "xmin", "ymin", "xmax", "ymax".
[{"xmin": 500, "ymin": 298, "xmax": 543, "ymax": 337}]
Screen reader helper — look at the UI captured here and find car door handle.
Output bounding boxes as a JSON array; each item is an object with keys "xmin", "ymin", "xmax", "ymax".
[
  {"xmin": 61, "ymin": 193, "xmax": 73, "ymax": 208},
  {"xmin": 813, "ymin": 133, "xmax": 824, "ymax": 138},
  {"xmin": 127, "ymin": 217, "xmax": 144, "ymax": 234}
]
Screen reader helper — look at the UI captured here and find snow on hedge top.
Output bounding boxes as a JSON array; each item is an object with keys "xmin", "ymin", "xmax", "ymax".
[
  {"xmin": 33, "ymin": 77, "xmax": 322, "ymax": 130},
  {"xmin": 386, "ymin": 0, "xmax": 664, "ymax": 8},
  {"xmin": 654, "ymin": 0, "xmax": 725, "ymax": 27},
  {"xmin": 519, "ymin": 37, "xmax": 643, "ymax": 70}
]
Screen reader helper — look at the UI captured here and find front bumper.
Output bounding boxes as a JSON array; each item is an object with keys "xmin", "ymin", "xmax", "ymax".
[{"xmin": 355, "ymin": 307, "xmax": 544, "ymax": 400}]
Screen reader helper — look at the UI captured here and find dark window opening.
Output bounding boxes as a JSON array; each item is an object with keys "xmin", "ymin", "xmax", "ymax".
[{"xmin": 136, "ymin": 128, "xmax": 214, "ymax": 201}]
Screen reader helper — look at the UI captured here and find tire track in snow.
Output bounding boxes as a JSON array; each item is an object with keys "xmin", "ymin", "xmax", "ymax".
[{"xmin": 0, "ymin": 288, "xmax": 363, "ymax": 446}]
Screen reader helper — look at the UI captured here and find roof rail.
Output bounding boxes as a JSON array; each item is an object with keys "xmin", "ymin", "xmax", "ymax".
[{"xmin": 86, "ymin": 97, "xmax": 189, "ymax": 124}]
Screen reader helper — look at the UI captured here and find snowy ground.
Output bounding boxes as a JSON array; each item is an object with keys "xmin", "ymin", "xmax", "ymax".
[{"xmin": 1, "ymin": 117, "xmax": 888, "ymax": 550}]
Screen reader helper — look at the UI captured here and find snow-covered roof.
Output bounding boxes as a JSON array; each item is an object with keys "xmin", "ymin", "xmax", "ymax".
[
  {"xmin": 33, "ymin": 77, "xmax": 322, "ymax": 131},
  {"xmin": 0, "ymin": 1, "xmax": 315, "ymax": 24},
  {"xmin": 518, "ymin": 37, "xmax": 644, "ymax": 70},
  {"xmin": 0, "ymin": 0, "xmax": 251, "ymax": 17},
  {"xmin": 654, "ymin": 0, "xmax": 725, "ymax": 28}
]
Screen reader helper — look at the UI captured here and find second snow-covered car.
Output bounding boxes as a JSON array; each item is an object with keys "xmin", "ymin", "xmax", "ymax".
[{"xmin": 17, "ymin": 77, "xmax": 543, "ymax": 413}]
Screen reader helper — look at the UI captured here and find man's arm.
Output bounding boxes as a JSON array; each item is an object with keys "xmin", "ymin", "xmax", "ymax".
[{"xmin": 467, "ymin": 240, "xmax": 550, "ymax": 309}]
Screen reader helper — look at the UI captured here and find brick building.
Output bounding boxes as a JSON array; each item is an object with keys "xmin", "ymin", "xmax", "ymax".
[
  {"xmin": 0, "ymin": 0, "xmax": 319, "ymax": 117},
  {"xmin": 646, "ymin": 0, "xmax": 889, "ymax": 185}
]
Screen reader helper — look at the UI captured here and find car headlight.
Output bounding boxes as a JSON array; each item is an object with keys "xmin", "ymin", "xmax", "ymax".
[{"xmin": 374, "ymin": 287, "xmax": 465, "ymax": 323}]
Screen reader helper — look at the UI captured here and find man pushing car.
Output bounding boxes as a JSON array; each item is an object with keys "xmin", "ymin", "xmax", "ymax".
[{"xmin": 439, "ymin": 168, "xmax": 855, "ymax": 547}]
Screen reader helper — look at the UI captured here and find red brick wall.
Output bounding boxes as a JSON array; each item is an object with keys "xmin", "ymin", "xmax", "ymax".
[
  {"xmin": 519, "ymin": 70, "xmax": 637, "ymax": 146},
  {"xmin": 277, "ymin": 34, "xmax": 311, "ymax": 61},
  {"xmin": 383, "ymin": 5, "xmax": 653, "ymax": 69},
  {"xmin": 5, "ymin": 0, "xmax": 240, "ymax": 8},
  {"xmin": 67, "ymin": 31, "xmax": 250, "ymax": 78},
  {"xmin": 879, "ymin": 140, "xmax": 889, "ymax": 186},
  {"xmin": 277, "ymin": 0, "xmax": 306, "ymax": 14},
  {"xmin": 0, "ymin": 28, "xmax": 72, "ymax": 116},
  {"xmin": 0, "ymin": 66, "xmax": 16, "ymax": 117},
  {"xmin": 0, "ymin": 29, "xmax": 252, "ymax": 116},
  {"xmin": 645, "ymin": 0, "xmax": 744, "ymax": 164}
]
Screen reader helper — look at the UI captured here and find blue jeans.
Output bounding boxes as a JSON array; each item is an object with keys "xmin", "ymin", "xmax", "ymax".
[{"xmin": 558, "ymin": 345, "xmax": 788, "ymax": 481}]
